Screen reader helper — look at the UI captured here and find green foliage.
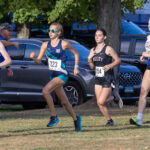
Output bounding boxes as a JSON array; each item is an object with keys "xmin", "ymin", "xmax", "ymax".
[
  {"xmin": 0, "ymin": 0, "xmax": 148, "ymax": 25},
  {"xmin": 46, "ymin": 0, "xmax": 97, "ymax": 24},
  {"xmin": 121, "ymin": 0, "xmax": 148, "ymax": 15},
  {"xmin": 0, "ymin": 0, "xmax": 9, "ymax": 21}
]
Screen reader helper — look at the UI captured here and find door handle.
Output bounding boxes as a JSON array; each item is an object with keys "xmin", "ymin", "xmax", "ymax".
[{"xmin": 20, "ymin": 66, "xmax": 28, "ymax": 69}]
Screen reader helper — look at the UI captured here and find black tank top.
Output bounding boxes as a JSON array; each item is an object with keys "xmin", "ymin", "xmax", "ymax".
[{"xmin": 92, "ymin": 45, "xmax": 113, "ymax": 76}]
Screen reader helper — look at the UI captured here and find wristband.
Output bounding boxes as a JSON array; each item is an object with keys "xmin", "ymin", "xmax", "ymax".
[{"xmin": 74, "ymin": 65, "xmax": 79, "ymax": 68}]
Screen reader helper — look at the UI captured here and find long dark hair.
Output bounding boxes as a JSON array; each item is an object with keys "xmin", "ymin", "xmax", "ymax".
[{"xmin": 96, "ymin": 28, "xmax": 107, "ymax": 36}]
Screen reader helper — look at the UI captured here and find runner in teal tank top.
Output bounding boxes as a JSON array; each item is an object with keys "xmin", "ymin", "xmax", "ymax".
[{"xmin": 30, "ymin": 22, "xmax": 82, "ymax": 132}]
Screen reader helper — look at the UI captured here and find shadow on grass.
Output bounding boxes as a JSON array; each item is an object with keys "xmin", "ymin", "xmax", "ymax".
[{"xmin": 2, "ymin": 124, "xmax": 148, "ymax": 139}]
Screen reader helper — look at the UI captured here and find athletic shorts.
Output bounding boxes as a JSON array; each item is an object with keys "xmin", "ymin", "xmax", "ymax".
[
  {"xmin": 95, "ymin": 76, "xmax": 113, "ymax": 88},
  {"xmin": 49, "ymin": 71, "xmax": 68, "ymax": 83},
  {"xmin": 95, "ymin": 74, "xmax": 114, "ymax": 88}
]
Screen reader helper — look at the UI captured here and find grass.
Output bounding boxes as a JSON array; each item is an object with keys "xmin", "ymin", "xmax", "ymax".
[{"xmin": 0, "ymin": 104, "xmax": 150, "ymax": 150}]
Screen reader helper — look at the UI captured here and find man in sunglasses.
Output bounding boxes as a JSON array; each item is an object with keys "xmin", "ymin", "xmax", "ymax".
[{"xmin": 0, "ymin": 23, "xmax": 19, "ymax": 76}]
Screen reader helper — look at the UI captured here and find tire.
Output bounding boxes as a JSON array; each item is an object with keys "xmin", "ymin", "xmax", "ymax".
[
  {"xmin": 22, "ymin": 102, "xmax": 46, "ymax": 110},
  {"xmin": 63, "ymin": 81, "xmax": 84, "ymax": 106}
]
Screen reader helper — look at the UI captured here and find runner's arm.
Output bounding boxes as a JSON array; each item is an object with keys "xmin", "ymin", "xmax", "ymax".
[
  {"xmin": 105, "ymin": 46, "xmax": 121, "ymax": 69},
  {"xmin": 0, "ymin": 42, "xmax": 12, "ymax": 68},
  {"xmin": 62, "ymin": 40, "xmax": 79, "ymax": 75},
  {"xmin": 30, "ymin": 42, "xmax": 48, "ymax": 64},
  {"xmin": 1, "ymin": 40, "xmax": 19, "ymax": 48},
  {"xmin": 88, "ymin": 48, "xmax": 94, "ymax": 69}
]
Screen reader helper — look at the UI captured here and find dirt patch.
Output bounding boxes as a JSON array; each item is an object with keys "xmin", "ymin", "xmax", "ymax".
[{"xmin": 1, "ymin": 98, "xmax": 150, "ymax": 119}]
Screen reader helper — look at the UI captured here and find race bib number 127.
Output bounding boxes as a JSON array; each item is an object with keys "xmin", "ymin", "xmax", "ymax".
[
  {"xmin": 95, "ymin": 66, "xmax": 105, "ymax": 77},
  {"xmin": 48, "ymin": 58, "xmax": 61, "ymax": 71}
]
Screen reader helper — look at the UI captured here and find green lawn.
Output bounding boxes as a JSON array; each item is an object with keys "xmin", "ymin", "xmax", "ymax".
[{"xmin": 0, "ymin": 104, "xmax": 150, "ymax": 150}]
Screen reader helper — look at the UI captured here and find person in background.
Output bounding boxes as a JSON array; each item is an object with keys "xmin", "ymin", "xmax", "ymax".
[{"xmin": 0, "ymin": 23, "xmax": 19, "ymax": 76}]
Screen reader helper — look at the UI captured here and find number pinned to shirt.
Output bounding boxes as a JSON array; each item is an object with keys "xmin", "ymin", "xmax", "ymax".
[
  {"xmin": 48, "ymin": 58, "xmax": 61, "ymax": 71},
  {"xmin": 95, "ymin": 66, "xmax": 105, "ymax": 77}
]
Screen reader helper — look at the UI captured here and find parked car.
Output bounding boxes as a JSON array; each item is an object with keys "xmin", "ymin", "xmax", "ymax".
[
  {"xmin": 70, "ymin": 19, "xmax": 146, "ymax": 48},
  {"xmin": 120, "ymin": 34, "xmax": 150, "ymax": 99},
  {"xmin": 0, "ymin": 38, "xmax": 142, "ymax": 109}
]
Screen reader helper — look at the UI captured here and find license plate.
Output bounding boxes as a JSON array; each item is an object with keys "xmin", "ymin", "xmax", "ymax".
[{"xmin": 124, "ymin": 86, "xmax": 134, "ymax": 93}]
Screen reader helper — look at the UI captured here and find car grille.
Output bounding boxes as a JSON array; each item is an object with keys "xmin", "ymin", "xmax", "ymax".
[{"xmin": 119, "ymin": 72, "xmax": 142, "ymax": 86}]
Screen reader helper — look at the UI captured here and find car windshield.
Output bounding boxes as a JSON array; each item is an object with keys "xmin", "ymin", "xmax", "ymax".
[{"xmin": 66, "ymin": 43, "xmax": 89, "ymax": 63}]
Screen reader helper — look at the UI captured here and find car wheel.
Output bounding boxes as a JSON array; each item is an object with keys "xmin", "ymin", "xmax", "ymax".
[
  {"xmin": 64, "ymin": 81, "xmax": 84, "ymax": 106},
  {"xmin": 22, "ymin": 102, "xmax": 46, "ymax": 110}
]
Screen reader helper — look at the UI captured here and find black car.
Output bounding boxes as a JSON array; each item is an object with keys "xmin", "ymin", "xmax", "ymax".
[{"xmin": 0, "ymin": 38, "xmax": 142, "ymax": 109}]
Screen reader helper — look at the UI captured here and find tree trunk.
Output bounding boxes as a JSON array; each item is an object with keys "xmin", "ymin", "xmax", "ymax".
[
  {"xmin": 97, "ymin": 0, "xmax": 121, "ymax": 100},
  {"xmin": 16, "ymin": 22, "xmax": 30, "ymax": 38}
]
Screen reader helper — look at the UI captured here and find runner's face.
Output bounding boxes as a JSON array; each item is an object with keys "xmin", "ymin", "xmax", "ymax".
[
  {"xmin": 49, "ymin": 25, "xmax": 60, "ymax": 39},
  {"xmin": 95, "ymin": 30, "xmax": 106, "ymax": 44}
]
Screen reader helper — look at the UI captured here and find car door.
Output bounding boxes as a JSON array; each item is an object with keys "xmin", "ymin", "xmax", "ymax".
[
  {"xmin": 18, "ymin": 43, "xmax": 50, "ymax": 101},
  {"xmin": 132, "ymin": 38, "xmax": 147, "ymax": 74}
]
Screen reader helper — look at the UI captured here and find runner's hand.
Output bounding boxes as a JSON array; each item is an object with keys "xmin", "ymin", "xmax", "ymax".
[
  {"xmin": 7, "ymin": 68, "xmax": 13, "ymax": 77},
  {"xmin": 74, "ymin": 67, "xmax": 79, "ymax": 75},
  {"xmin": 140, "ymin": 55, "xmax": 145, "ymax": 61},
  {"xmin": 103, "ymin": 65, "xmax": 111, "ymax": 72},
  {"xmin": 30, "ymin": 52, "xmax": 36, "ymax": 59}
]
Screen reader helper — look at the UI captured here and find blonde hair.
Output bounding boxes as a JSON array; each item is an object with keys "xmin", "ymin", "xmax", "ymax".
[{"xmin": 50, "ymin": 22, "xmax": 63, "ymax": 38}]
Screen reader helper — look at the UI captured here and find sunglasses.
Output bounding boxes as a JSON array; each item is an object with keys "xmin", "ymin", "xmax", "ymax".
[{"xmin": 48, "ymin": 29, "xmax": 60, "ymax": 33}]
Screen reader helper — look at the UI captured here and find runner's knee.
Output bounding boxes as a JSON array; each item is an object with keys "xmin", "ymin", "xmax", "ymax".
[
  {"xmin": 61, "ymin": 100, "xmax": 70, "ymax": 106},
  {"xmin": 42, "ymin": 87, "xmax": 50, "ymax": 96},
  {"xmin": 97, "ymin": 100, "xmax": 105, "ymax": 107}
]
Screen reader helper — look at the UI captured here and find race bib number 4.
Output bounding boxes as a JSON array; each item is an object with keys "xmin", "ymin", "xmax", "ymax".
[
  {"xmin": 95, "ymin": 67, "xmax": 105, "ymax": 77},
  {"xmin": 48, "ymin": 58, "xmax": 61, "ymax": 71}
]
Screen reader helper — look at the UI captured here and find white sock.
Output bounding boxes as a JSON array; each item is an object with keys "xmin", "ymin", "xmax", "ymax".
[{"xmin": 136, "ymin": 113, "xmax": 143, "ymax": 121}]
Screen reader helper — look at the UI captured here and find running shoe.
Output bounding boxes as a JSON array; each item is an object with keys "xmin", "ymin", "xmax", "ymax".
[
  {"xmin": 112, "ymin": 92, "xmax": 123, "ymax": 109},
  {"xmin": 74, "ymin": 115, "xmax": 82, "ymax": 132},
  {"xmin": 114, "ymin": 98, "xmax": 124, "ymax": 109},
  {"xmin": 47, "ymin": 116, "xmax": 59, "ymax": 127},
  {"xmin": 129, "ymin": 118, "xmax": 143, "ymax": 126},
  {"xmin": 105, "ymin": 119, "xmax": 114, "ymax": 126}
]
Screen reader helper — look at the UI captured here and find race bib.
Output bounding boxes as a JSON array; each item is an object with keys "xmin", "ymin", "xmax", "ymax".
[
  {"xmin": 48, "ymin": 58, "xmax": 61, "ymax": 71},
  {"xmin": 95, "ymin": 67, "xmax": 105, "ymax": 77}
]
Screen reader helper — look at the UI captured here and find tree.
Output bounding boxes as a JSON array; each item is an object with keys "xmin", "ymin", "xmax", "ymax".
[{"xmin": 1, "ymin": 0, "xmax": 146, "ymax": 38}]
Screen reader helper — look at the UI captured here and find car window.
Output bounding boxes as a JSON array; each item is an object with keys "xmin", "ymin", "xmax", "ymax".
[
  {"xmin": 135, "ymin": 39, "xmax": 146, "ymax": 56},
  {"xmin": 66, "ymin": 43, "xmax": 89, "ymax": 62},
  {"xmin": 120, "ymin": 39, "xmax": 130, "ymax": 55},
  {"xmin": 24, "ymin": 44, "xmax": 45, "ymax": 60},
  {"xmin": 7, "ymin": 44, "xmax": 25, "ymax": 60}
]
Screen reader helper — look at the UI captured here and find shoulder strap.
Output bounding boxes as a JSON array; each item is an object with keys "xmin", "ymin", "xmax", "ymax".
[{"xmin": 101, "ymin": 45, "xmax": 107, "ymax": 53}]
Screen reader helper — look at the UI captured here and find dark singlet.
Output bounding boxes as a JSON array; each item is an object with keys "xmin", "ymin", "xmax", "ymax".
[
  {"xmin": 92, "ymin": 45, "xmax": 114, "ymax": 87},
  {"xmin": 46, "ymin": 39, "xmax": 68, "ymax": 82}
]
